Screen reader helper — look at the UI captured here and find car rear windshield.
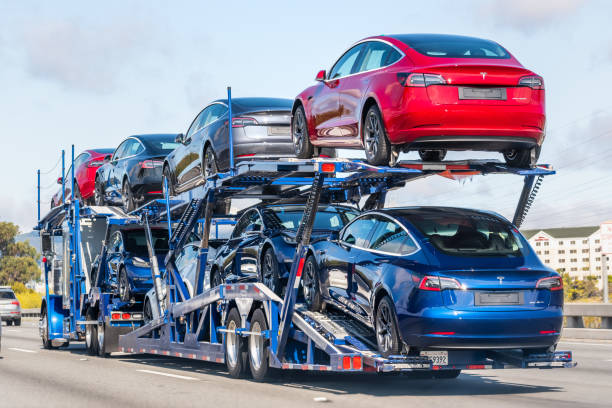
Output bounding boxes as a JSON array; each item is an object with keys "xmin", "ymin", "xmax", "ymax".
[
  {"xmin": 0, "ymin": 290, "xmax": 17, "ymax": 299},
  {"xmin": 396, "ymin": 34, "xmax": 510, "ymax": 59},
  {"xmin": 123, "ymin": 229, "xmax": 169, "ymax": 256},
  {"xmin": 262, "ymin": 206, "xmax": 359, "ymax": 231},
  {"xmin": 403, "ymin": 211, "xmax": 523, "ymax": 257}
]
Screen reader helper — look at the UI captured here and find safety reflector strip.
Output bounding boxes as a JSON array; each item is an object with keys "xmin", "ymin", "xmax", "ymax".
[
  {"xmin": 281, "ymin": 363, "xmax": 331, "ymax": 371},
  {"xmin": 296, "ymin": 258, "xmax": 305, "ymax": 278}
]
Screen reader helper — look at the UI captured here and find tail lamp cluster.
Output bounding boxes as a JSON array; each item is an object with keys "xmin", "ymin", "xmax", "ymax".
[
  {"xmin": 535, "ymin": 276, "xmax": 563, "ymax": 291},
  {"xmin": 111, "ymin": 312, "xmax": 143, "ymax": 321},
  {"xmin": 341, "ymin": 355, "xmax": 362, "ymax": 370},
  {"xmin": 419, "ymin": 276, "xmax": 462, "ymax": 291},
  {"xmin": 88, "ymin": 161, "xmax": 105, "ymax": 168},
  {"xmin": 397, "ymin": 73, "xmax": 544, "ymax": 89},
  {"xmin": 232, "ymin": 117, "xmax": 258, "ymax": 128},
  {"xmin": 140, "ymin": 160, "xmax": 164, "ymax": 169}
]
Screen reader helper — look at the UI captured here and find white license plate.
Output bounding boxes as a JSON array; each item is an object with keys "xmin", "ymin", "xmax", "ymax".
[
  {"xmin": 267, "ymin": 126, "xmax": 289, "ymax": 136},
  {"xmin": 420, "ymin": 350, "xmax": 448, "ymax": 366}
]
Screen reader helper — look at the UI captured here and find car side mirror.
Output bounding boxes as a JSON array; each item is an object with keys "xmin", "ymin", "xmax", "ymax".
[
  {"xmin": 103, "ymin": 154, "xmax": 112, "ymax": 162},
  {"xmin": 175, "ymin": 133, "xmax": 185, "ymax": 144},
  {"xmin": 57, "ymin": 176, "xmax": 63, "ymax": 184},
  {"xmin": 315, "ymin": 69, "xmax": 326, "ymax": 82}
]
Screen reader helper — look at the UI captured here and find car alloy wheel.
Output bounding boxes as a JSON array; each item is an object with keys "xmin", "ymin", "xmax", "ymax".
[
  {"xmin": 122, "ymin": 182, "xmax": 135, "ymax": 213},
  {"xmin": 143, "ymin": 299, "xmax": 153, "ymax": 324},
  {"xmin": 162, "ymin": 166, "xmax": 174, "ymax": 197},
  {"xmin": 261, "ymin": 250, "xmax": 280, "ymax": 296},
  {"xmin": 203, "ymin": 148, "xmax": 218, "ymax": 178},
  {"xmin": 363, "ymin": 106, "xmax": 391, "ymax": 166},
  {"xmin": 302, "ymin": 255, "xmax": 322, "ymax": 311},
  {"xmin": 292, "ymin": 106, "xmax": 314, "ymax": 158},
  {"xmin": 119, "ymin": 268, "xmax": 131, "ymax": 303},
  {"xmin": 375, "ymin": 296, "xmax": 401, "ymax": 357},
  {"xmin": 94, "ymin": 181, "xmax": 105, "ymax": 206}
]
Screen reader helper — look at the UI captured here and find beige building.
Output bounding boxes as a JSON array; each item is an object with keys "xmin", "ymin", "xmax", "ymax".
[{"xmin": 522, "ymin": 226, "xmax": 609, "ymax": 285}]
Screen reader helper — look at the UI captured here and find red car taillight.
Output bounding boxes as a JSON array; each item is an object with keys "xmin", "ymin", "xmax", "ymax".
[
  {"xmin": 140, "ymin": 160, "xmax": 163, "ymax": 169},
  {"xmin": 88, "ymin": 160, "xmax": 105, "ymax": 168},
  {"xmin": 398, "ymin": 73, "xmax": 446, "ymax": 87},
  {"xmin": 536, "ymin": 276, "xmax": 563, "ymax": 291},
  {"xmin": 418, "ymin": 276, "xmax": 462, "ymax": 291},
  {"xmin": 11, "ymin": 301, "xmax": 20, "ymax": 306},
  {"xmin": 518, "ymin": 75, "xmax": 544, "ymax": 90},
  {"xmin": 232, "ymin": 117, "xmax": 258, "ymax": 127}
]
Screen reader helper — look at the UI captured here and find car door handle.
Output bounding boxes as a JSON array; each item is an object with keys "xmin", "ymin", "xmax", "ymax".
[{"xmin": 318, "ymin": 249, "xmax": 326, "ymax": 255}]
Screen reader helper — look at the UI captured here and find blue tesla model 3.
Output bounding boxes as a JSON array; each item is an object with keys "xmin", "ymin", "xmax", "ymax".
[{"xmin": 301, "ymin": 207, "xmax": 563, "ymax": 356}]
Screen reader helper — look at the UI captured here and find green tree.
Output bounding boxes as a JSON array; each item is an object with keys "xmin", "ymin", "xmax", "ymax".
[{"xmin": 0, "ymin": 222, "xmax": 40, "ymax": 285}]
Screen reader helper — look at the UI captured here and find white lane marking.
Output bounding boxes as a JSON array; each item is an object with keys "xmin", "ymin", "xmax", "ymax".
[
  {"xmin": 8, "ymin": 347, "xmax": 37, "ymax": 353},
  {"xmin": 559, "ymin": 341, "xmax": 612, "ymax": 347},
  {"xmin": 136, "ymin": 369, "xmax": 198, "ymax": 381}
]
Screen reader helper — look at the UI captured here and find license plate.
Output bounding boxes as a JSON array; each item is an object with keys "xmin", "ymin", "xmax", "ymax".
[
  {"xmin": 420, "ymin": 350, "xmax": 448, "ymax": 366},
  {"xmin": 267, "ymin": 126, "xmax": 289, "ymax": 136},
  {"xmin": 459, "ymin": 87, "xmax": 507, "ymax": 100},
  {"xmin": 476, "ymin": 291, "xmax": 521, "ymax": 306}
]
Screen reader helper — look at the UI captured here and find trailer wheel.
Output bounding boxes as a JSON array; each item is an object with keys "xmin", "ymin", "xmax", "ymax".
[
  {"xmin": 375, "ymin": 296, "xmax": 401, "ymax": 357},
  {"xmin": 302, "ymin": 255, "xmax": 322, "ymax": 311},
  {"xmin": 225, "ymin": 307, "xmax": 247, "ymax": 378},
  {"xmin": 97, "ymin": 322, "xmax": 109, "ymax": 358},
  {"xmin": 41, "ymin": 306, "xmax": 56, "ymax": 350},
  {"xmin": 248, "ymin": 308, "xmax": 272, "ymax": 382},
  {"xmin": 86, "ymin": 323, "xmax": 98, "ymax": 355}
]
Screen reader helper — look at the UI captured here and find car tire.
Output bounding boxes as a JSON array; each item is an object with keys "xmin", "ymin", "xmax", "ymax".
[
  {"xmin": 225, "ymin": 307, "xmax": 248, "ymax": 378},
  {"xmin": 292, "ymin": 105, "xmax": 314, "ymax": 159},
  {"xmin": 503, "ymin": 146, "xmax": 539, "ymax": 168},
  {"xmin": 418, "ymin": 149, "xmax": 447, "ymax": 162},
  {"xmin": 118, "ymin": 267, "xmax": 131, "ymax": 303},
  {"xmin": 363, "ymin": 105, "xmax": 391, "ymax": 166},
  {"xmin": 143, "ymin": 298, "xmax": 153, "ymax": 324},
  {"xmin": 162, "ymin": 165, "xmax": 175, "ymax": 197},
  {"xmin": 122, "ymin": 181, "xmax": 136, "ymax": 213},
  {"xmin": 94, "ymin": 179, "xmax": 105, "ymax": 206},
  {"xmin": 6, "ymin": 320, "xmax": 12, "ymax": 326},
  {"xmin": 74, "ymin": 184, "xmax": 84, "ymax": 207},
  {"xmin": 375, "ymin": 295, "xmax": 402, "ymax": 357},
  {"xmin": 248, "ymin": 308, "xmax": 273, "ymax": 382},
  {"xmin": 302, "ymin": 255, "xmax": 323, "ymax": 312},
  {"xmin": 260, "ymin": 248, "xmax": 281, "ymax": 296},
  {"xmin": 14, "ymin": 318, "xmax": 21, "ymax": 326},
  {"xmin": 203, "ymin": 146, "xmax": 218, "ymax": 178}
]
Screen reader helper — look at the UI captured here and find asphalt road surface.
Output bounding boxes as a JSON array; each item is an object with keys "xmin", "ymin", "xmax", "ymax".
[{"xmin": 1, "ymin": 319, "xmax": 611, "ymax": 408}]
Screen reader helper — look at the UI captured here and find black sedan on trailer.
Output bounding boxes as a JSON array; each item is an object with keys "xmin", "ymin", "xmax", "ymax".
[
  {"xmin": 163, "ymin": 97, "xmax": 306, "ymax": 195},
  {"xmin": 95, "ymin": 134, "xmax": 180, "ymax": 212}
]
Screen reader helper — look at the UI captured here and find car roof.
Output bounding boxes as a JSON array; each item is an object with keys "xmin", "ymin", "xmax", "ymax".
[
  {"xmin": 85, "ymin": 148, "xmax": 115, "ymax": 155},
  {"xmin": 130, "ymin": 134, "xmax": 179, "ymax": 142},
  {"xmin": 378, "ymin": 206, "xmax": 508, "ymax": 221},
  {"xmin": 385, "ymin": 33, "xmax": 499, "ymax": 45},
  {"xmin": 210, "ymin": 97, "xmax": 293, "ymax": 111}
]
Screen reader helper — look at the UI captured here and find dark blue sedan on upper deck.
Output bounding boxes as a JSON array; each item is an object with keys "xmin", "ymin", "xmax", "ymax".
[{"xmin": 301, "ymin": 207, "xmax": 563, "ymax": 356}]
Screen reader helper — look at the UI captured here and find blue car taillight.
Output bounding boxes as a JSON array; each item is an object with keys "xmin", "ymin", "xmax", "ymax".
[{"xmin": 418, "ymin": 276, "xmax": 462, "ymax": 291}]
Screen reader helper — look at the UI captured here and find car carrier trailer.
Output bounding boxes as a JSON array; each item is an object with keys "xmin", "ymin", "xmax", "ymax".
[{"xmin": 35, "ymin": 92, "xmax": 575, "ymax": 381}]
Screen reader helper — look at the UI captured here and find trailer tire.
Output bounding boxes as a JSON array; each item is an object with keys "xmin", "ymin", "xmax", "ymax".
[
  {"xmin": 225, "ymin": 307, "xmax": 247, "ymax": 378},
  {"xmin": 41, "ymin": 306, "xmax": 56, "ymax": 350},
  {"xmin": 248, "ymin": 308, "xmax": 272, "ymax": 382},
  {"xmin": 97, "ymin": 322, "xmax": 110, "ymax": 358},
  {"xmin": 86, "ymin": 323, "xmax": 98, "ymax": 355}
]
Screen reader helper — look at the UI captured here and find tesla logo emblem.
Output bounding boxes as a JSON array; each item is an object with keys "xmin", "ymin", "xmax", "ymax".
[
  {"xmin": 497, "ymin": 276, "xmax": 504, "ymax": 284},
  {"xmin": 481, "ymin": 72, "xmax": 487, "ymax": 79}
]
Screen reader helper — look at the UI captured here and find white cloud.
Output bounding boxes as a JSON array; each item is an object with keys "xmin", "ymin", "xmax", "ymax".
[
  {"xmin": 20, "ymin": 19, "xmax": 166, "ymax": 93},
  {"xmin": 483, "ymin": 0, "xmax": 586, "ymax": 32}
]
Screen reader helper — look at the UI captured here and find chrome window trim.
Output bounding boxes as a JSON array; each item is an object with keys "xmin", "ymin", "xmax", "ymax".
[
  {"xmin": 339, "ymin": 211, "xmax": 421, "ymax": 257},
  {"xmin": 114, "ymin": 137, "xmax": 147, "ymax": 162},
  {"xmin": 187, "ymin": 102, "xmax": 229, "ymax": 141},
  {"xmin": 327, "ymin": 38, "xmax": 406, "ymax": 81}
]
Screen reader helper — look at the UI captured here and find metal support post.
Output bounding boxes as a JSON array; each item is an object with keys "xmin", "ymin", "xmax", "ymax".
[
  {"xmin": 276, "ymin": 172, "xmax": 325, "ymax": 359},
  {"xmin": 164, "ymin": 177, "xmax": 172, "ymax": 240},
  {"xmin": 61, "ymin": 150, "xmax": 65, "ymax": 204},
  {"xmin": 603, "ymin": 254, "xmax": 609, "ymax": 304},
  {"xmin": 71, "ymin": 145, "xmax": 75, "ymax": 204},
  {"xmin": 228, "ymin": 86, "xmax": 234, "ymax": 172},
  {"xmin": 144, "ymin": 212, "xmax": 165, "ymax": 318},
  {"xmin": 37, "ymin": 169, "xmax": 40, "ymax": 222},
  {"xmin": 196, "ymin": 191, "xmax": 215, "ymax": 297}
]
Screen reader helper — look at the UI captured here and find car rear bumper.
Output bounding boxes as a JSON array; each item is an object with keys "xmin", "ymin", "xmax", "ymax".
[
  {"xmin": 0, "ymin": 311, "xmax": 22, "ymax": 320},
  {"xmin": 397, "ymin": 307, "xmax": 562, "ymax": 349},
  {"xmin": 383, "ymin": 90, "xmax": 545, "ymax": 150}
]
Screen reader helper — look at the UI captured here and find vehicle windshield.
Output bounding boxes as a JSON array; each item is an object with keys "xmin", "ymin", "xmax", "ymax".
[
  {"xmin": 141, "ymin": 137, "xmax": 182, "ymax": 155},
  {"xmin": 123, "ymin": 229, "xmax": 169, "ymax": 256},
  {"xmin": 402, "ymin": 210, "xmax": 523, "ymax": 257},
  {"xmin": 262, "ymin": 206, "xmax": 359, "ymax": 231},
  {"xmin": 0, "ymin": 290, "xmax": 16, "ymax": 299},
  {"xmin": 395, "ymin": 34, "xmax": 510, "ymax": 59}
]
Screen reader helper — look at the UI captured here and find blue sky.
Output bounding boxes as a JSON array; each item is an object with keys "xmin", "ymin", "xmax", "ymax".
[{"xmin": 1, "ymin": 0, "xmax": 611, "ymax": 231}]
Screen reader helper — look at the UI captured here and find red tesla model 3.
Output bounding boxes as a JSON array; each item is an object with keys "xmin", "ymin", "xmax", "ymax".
[
  {"xmin": 292, "ymin": 34, "xmax": 545, "ymax": 167},
  {"xmin": 50, "ymin": 148, "xmax": 114, "ymax": 208}
]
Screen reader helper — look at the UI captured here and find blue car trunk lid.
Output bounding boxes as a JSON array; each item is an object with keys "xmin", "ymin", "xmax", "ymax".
[{"xmin": 438, "ymin": 268, "xmax": 552, "ymax": 311}]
